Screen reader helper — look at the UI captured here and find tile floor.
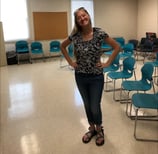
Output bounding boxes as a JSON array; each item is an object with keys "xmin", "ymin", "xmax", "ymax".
[{"xmin": 0, "ymin": 57, "xmax": 158, "ymax": 154}]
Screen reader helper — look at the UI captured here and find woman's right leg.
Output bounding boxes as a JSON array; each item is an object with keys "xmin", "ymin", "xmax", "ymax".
[
  {"xmin": 75, "ymin": 73, "xmax": 94, "ymax": 124},
  {"xmin": 75, "ymin": 73, "xmax": 96, "ymax": 143}
]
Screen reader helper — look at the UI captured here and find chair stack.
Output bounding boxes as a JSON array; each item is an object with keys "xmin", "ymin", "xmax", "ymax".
[
  {"xmin": 105, "ymin": 56, "xmax": 136, "ymax": 101},
  {"xmin": 103, "ymin": 35, "xmax": 158, "ymax": 142},
  {"xmin": 49, "ymin": 40, "xmax": 61, "ymax": 57},
  {"xmin": 15, "ymin": 40, "xmax": 63, "ymax": 64},
  {"xmin": 119, "ymin": 43, "xmax": 134, "ymax": 59},
  {"xmin": 145, "ymin": 52, "xmax": 158, "ymax": 85},
  {"xmin": 60, "ymin": 43, "xmax": 74, "ymax": 68},
  {"xmin": 132, "ymin": 93, "xmax": 158, "ymax": 142},
  {"xmin": 15, "ymin": 40, "xmax": 30, "ymax": 64},
  {"xmin": 137, "ymin": 37, "xmax": 157, "ymax": 63},
  {"xmin": 30, "ymin": 41, "xmax": 45, "ymax": 63},
  {"xmin": 121, "ymin": 63, "xmax": 155, "ymax": 118}
]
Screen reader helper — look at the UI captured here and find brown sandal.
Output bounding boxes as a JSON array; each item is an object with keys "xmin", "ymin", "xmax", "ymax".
[
  {"xmin": 82, "ymin": 127, "xmax": 97, "ymax": 143},
  {"xmin": 96, "ymin": 128, "xmax": 104, "ymax": 146}
]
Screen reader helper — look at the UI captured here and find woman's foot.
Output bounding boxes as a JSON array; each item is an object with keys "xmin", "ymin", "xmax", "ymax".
[
  {"xmin": 95, "ymin": 127, "xmax": 104, "ymax": 146},
  {"xmin": 82, "ymin": 127, "xmax": 97, "ymax": 143}
]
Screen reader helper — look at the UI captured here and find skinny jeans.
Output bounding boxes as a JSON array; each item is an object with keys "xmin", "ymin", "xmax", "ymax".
[{"xmin": 75, "ymin": 72, "xmax": 104, "ymax": 125}]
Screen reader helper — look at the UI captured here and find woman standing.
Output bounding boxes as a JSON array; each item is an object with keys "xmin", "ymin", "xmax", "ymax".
[{"xmin": 60, "ymin": 7, "xmax": 120, "ymax": 146}]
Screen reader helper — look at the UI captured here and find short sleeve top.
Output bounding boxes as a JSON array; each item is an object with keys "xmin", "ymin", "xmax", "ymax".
[{"xmin": 69, "ymin": 27, "xmax": 109, "ymax": 75}]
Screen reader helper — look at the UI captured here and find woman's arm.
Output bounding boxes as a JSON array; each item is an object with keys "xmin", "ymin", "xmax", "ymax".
[
  {"xmin": 60, "ymin": 37, "xmax": 77, "ymax": 68},
  {"xmin": 98, "ymin": 37, "xmax": 120, "ymax": 68}
]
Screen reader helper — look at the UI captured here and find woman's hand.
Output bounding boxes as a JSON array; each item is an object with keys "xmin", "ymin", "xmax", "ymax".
[
  {"xmin": 69, "ymin": 61, "xmax": 78, "ymax": 69},
  {"xmin": 96, "ymin": 62, "xmax": 110, "ymax": 68}
]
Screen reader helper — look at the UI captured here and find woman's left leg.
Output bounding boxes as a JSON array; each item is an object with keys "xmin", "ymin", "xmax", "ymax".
[
  {"xmin": 88, "ymin": 74, "xmax": 104, "ymax": 126},
  {"xmin": 88, "ymin": 74, "xmax": 105, "ymax": 146}
]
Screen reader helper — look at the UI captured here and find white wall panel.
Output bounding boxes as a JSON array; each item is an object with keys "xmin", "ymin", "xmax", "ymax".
[
  {"xmin": 137, "ymin": 0, "xmax": 158, "ymax": 40},
  {"xmin": 0, "ymin": 21, "xmax": 7, "ymax": 66}
]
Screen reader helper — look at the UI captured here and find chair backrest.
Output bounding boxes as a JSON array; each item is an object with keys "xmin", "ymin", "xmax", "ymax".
[
  {"xmin": 31, "ymin": 42, "xmax": 43, "ymax": 54},
  {"xmin": 123, "ymin": 43, "xmax": 134, "ymax": 54},
  {"xmin": 153, "ymin": 38, "xmax": 158, "ymax": 52},
  {"xmin": 112, "ymin": 54, "xmax": 120, "ymax": 65},
  {"xmin": 123, "ymin": 57, "xmax": 136, "ymax": 74},
  {"xmin": 143, "ymin": 39, "xmax": 153, "ymax": 49},
  {"xmin": 156, "ymin": 53, "xmax": 158, "ymax": 61},
  {"xmin": 153, "ymin": 38, "xmax": 158, "ymax": 45},
  {"xmin": 114, "ymin": 37, "xmax": 125, "ymax": 48},
  {"xmin": 31, "ymin": 41, "xmax": 42, "ymax": 50},
  {"xmin": 68, "ymin": 43, "xmax": 74, "ymax": 57},
  {"xmin": 101, "ymin": 41, "xmax": 111, "ymax": 49},
  {"xmin": 16, "ymin": 40, "xmax": 29, "ymax": 52},
  {"xmin": 111, "ymin": 54, "xmax": 120, "ymax": 70},
  {"xmin": 103, "ymin": 54, "xmax": 120, "ymax": 73},
  {"xmin": 139, "ymin": 37, "xmax": 146, "ymax": 47},
  {"xmin": 141, "ymin": 63, "xmax": 154, "ymax": 82},
  {"xmin": 128, "ymin": 39, "xmax": 138, "ymax": 50},
  {"xmin": 146, "ymin": 32, "xmax": 156, "ymax": 40},
  {"xmin": 50, "ymin": 41, "xmax": 60, "ymax": 52}
]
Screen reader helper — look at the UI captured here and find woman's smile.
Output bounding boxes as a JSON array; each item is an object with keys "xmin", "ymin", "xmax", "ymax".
[{"xmin": 76, "ymin": 11, "xmax": 90, "ymax": 26}]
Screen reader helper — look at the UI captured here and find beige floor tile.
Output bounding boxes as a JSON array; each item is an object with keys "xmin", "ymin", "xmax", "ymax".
[{"xmin": 0, "ymin": 58, "xmax": 158, "ymax": 154}]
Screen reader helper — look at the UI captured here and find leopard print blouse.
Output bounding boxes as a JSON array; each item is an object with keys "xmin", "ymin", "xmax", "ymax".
[{"xmin": 69, "ymin": 27, "xmax": 109, "ymax": 75}]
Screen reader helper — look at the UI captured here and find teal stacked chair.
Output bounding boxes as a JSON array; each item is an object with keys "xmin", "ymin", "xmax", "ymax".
[
  {"xmin": 106, "ymin": 57, "xmax": 136, "ymax": 101},
  {"xmin": 49, "ymin": 40, "xmax": 61, "ymax": 57},
  {"xmin": 128, "ymin": 39, "xmax": 139, "ymax": 50},
  {"xmin": 114, "ymin": 37, "xmax": 125, "ymax": 49},
  {"xmin": 30, "ymin": 41, "xmax": 44, "ymax": 63},
  {"xmin": 101, "ymin": 41, "xmax": 113, "ymax": 56},
  {"xmin": 152, "ymin": 53, "xmax": 158, "ymax": 85},
  {"xmin": 68, "ymin": 43, "xmax": 74, "ymax": 58},
  {"xmin": 102, "ymin": 38, "xmax": 123, "ymax": 57},
  {"xmin": 15, "ymin": 40, "xmax": 30, "ymax": 64},
  {"xmin": 132, "ymin": 92, "xmax": 158, "ymax": 142},
  {"xmin": 121, "ymin": 63, "xmax": 155, "ymax": 118},
  {"xmin": 145, "ymin": 45, "xmax": 158, "ymax": 85},
  {"xmin": 128, "ymin": 39, "xmax": 139, "ymax": 58},
  {"xmin": 103, "ymin": 54, "xmax": 120, "ymax": 91},
  {"xmin": 101, "ymin": 41, "xmax": 111, "ymax": 50},
  {"xmin": 118, "ymin": 43, "xmax": 135, "ymax": 69},
  {"xmin": 60, "ymin": 43, "xmax": 74, "ymax": 68},
  {"xmin": 119, "ymin": 43, "xmax": 134, "ymax": 59},
  {"xmin": 103, "ymin": 54, "xmax": 120, "ymax": 73}
]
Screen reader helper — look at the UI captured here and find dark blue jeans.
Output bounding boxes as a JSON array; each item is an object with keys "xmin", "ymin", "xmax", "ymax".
[{"xmin": 75, "ymin": 72, "xmax": 104, "ymax": 125}]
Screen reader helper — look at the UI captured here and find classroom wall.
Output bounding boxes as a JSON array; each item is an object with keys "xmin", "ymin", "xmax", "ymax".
[
  {"xmin": 27, "ymin": 0, "xmax": 138, "ymax": 42},
  {"xmin": 137, "ymin": 0, "xmax": 158, "ymax": 40},
  {"xmin": 4, "ymin": 0, "xmax": 158, "ymax": 54},
  {"xmin": 27, "ymin": 0, "xmax": 137, "ymax": 55},
  {"xmin": 27, "ymin": 0, "xmax": 71, "ymax": 41},
  {"xmin": 23, "ymin": 0, "xmax": 158, "ymax": 42},
  {"xmin": 4, "ymin": 0, "xmax": 72, "ymax": 56},
  {"xmin": 94, "ymin": 0, "xmax": 138, "ymax": 42},
  {"xmin": 0, "ymin": 22, "xmax": 7, "ymax": 66}
]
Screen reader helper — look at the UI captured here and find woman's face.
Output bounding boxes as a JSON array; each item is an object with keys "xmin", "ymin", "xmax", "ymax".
[{"xmin": 76, "ymin": 10, "xmax": 90, "ymax": 27}]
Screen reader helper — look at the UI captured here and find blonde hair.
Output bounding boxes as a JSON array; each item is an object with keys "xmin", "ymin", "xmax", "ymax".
[{"xmin": 71, "ymin": 7, "xmax": 92, "ymax": 35}]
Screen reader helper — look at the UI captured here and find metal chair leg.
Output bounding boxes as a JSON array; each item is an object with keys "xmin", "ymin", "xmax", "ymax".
[
  {"xmin": 134, "ymin": 108, "xmax": 158, "ymax": 142},
  {"xmin": 112, "ymin": 80, "xmax": 122, "ymax": 101},
  {"xmin": 104, "ymin": 74, "xmax": 113, "ymax": 91},
  {"xmin": 17, "ymin": 54, "xmax": 20, "ymax": 64}
]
